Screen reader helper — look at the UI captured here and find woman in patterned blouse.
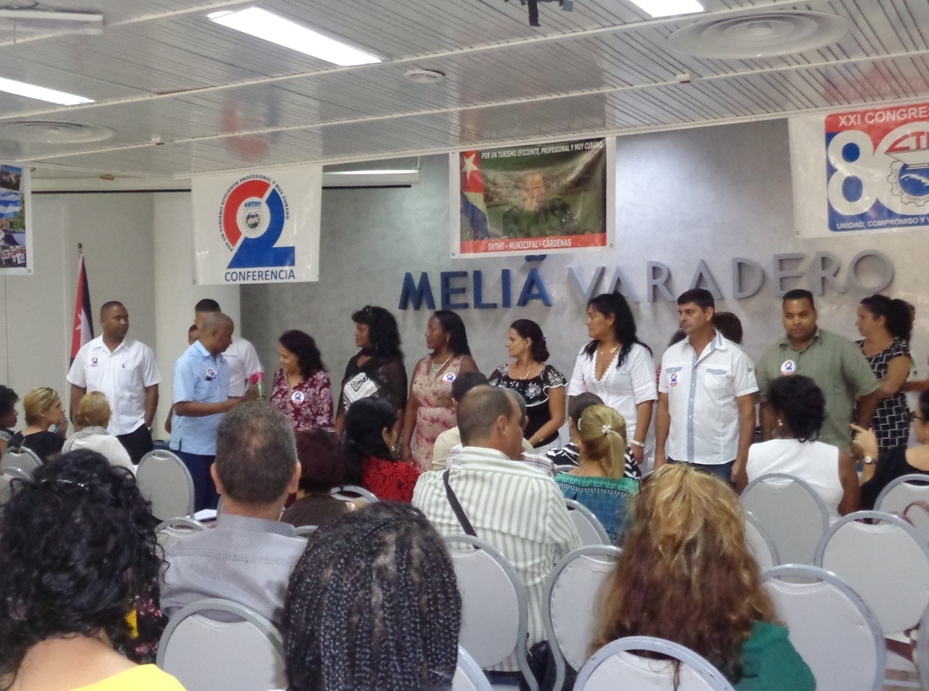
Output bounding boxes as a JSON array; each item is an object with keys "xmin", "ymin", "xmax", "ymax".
[
  {"xmin": 345, "ymin": 397, "xmax": 420, "ymax": 503},
  {"xmin": 856, "ymin": 295, "xmax": 912, "ymax": 453},
  {"xmin": 270, "ymin": 330, "xmax": 334, "ymax": 432}
]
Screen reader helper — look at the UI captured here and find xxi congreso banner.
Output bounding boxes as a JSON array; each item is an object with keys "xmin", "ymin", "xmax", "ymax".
[
  {"xmin": 450, "ymin": 137, "xmax": 615, "ymax": 257},
  {"xmin": 790, "ymin": 101, "xmax": 929, "ymax": 238},
  {"xmin": 192, "ymin": 165, "xmax": 322, "ymax": 285}
]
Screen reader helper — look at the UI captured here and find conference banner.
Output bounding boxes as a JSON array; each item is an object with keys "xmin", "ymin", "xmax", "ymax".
[
  {"xmin": 450, "ymin": 137, "xmax": 615, "ymax": 257},
  {"xmin": 0, "ymin": 164, "xmax": 31, "ymax": 274},
  {"xmin": 192, "ymin": 165, "xmax": 322, "ymax": 285},
  {"xmin": 790, "ymin": 101, "xmax": 929, "ymax": 238}
]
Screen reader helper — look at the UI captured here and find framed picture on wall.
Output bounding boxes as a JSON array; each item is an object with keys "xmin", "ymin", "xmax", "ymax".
[{"xmin": 0, "ymin": 164, "xmax": 31, "ymax": 275}]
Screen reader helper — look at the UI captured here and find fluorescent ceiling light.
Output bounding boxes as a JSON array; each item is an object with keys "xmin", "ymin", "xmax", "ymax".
[
  {"xmin": 628, "ymin": 0, "xmax": 704, "ymax": 18},
  {"xmin": 0, "ymin": 76, "xmax": 93, "ymax": 105},
  {"xmin": 208, "ymin": 7, "xmax": 381, "ymax": 67}
]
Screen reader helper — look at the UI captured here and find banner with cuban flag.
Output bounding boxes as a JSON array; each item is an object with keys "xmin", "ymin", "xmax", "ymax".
[
  {"xmin": 449, "ymin": 137, "xmax": 615, "ymax": 257},
  {"xmin": 70, "ymin": 252, "xmax": 94, "ymax": 365},
  {"xmin": 0, "ymin": 163, "xmax": 31, "ymax": 274}
]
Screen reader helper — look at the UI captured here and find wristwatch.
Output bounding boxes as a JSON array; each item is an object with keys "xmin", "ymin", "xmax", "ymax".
[
  {"xmin": 862, "ymin": 456, "xmax": 875, "ymax": 465},
  {"xmin": 629, "ymin": 439, "xmax": 645, "ymax": 448}
]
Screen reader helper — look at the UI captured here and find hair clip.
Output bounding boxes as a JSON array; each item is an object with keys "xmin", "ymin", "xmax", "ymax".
[
  {"xmin": 602, "ymin": 424, "xmax": 612, "ymax": 435},
  {"xmin": 39, "ymin": 478, "xmax": 89, "ymax": 490}
]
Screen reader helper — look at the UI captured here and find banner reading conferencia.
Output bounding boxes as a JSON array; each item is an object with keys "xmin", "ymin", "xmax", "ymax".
[
  {"xmin": 0, "ymin": 164, "xmax": 31, "ymax": 275},
  {"xmin": 192, "ymin": 165, "xmax": 322, "ymax": 285},
  {"xmin": 450, "ymin": 137, "xmax": 615, "ymax": 257},
  {"xmin": 790, "ymin": 101, "xmax": 929, "ymax": 238}
]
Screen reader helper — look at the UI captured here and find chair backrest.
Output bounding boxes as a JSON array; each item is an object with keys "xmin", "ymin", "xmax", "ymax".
[
  {"xmin": 136, "ymin": 449, "xmax": 195, "ymax": 521},
  {"xmin": 565, "ymin": 499, "xmax": 611, "ymax": 546},
  {"xmin": 762, "ymin": 565, "xmax": 885, "ymax": 691},
  {"xmin": 875, "ymin": 473, "xmax": 929, "ymax": 542},
  {"xmin": 917, "ymin": 604, "xmax": 929, "ymax": 685},
  {"xmin": 815, "ymin": 510, "xmax": 929, "ymax": 635},
  {"xmin": 0, "ymin": 473, "xmax": 13, "ymax": 506},
  {"xmin": 744, "ymin": 511, "xmax": 779, "ymax": 570},
  {"xmin": 1, "ymin": 445, "xmax": 42, "ymax": 479},
  {"xmin": 330, "ymin": 484, "xmax": 379, "ymax": 503},
  {"xmin": 575, "ymin": 636, "xmax": 736, "ymax": 691},
  {"xmin": 156, "ymin": 598, "xmax": 285, "ymax": 691},
  {"xmin": 444, "ymin": 534, "xmax": 538, "ymax": 691},
  {"xmin": 156, "ymin": 517, "xmax": 207, "ymax": 552},
  {"xmin": 741, "ymin": 473, "xmax": 828, "ymax": 565},
  {"xmin": 543, "ymin": 545, "xmax": 621, "ymax": 691},
  {"xmin": 294, "ymin": 525, "xmax": 317, "ymax": 537},
  {"xmin": 452, "ymin": 646, "xmax": 493, "ymax": 691}
]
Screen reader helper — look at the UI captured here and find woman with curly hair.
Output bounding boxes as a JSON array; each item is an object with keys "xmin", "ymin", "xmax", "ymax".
[
  {"xmin": 336, "ymin": 305, "xmax": 408, "ymax": 436},
  {"xmin": 593, "ymin": 464, "xmax": 814, "ymax": 690},
  {"xmin": 281, "ymin": 502, "xmax": 461, "ymax": 691},
  {"xmin": 0, "ymin": 450, "xmax": 183, "ymax": 691},
  {"xmin": 746, "ymin": 375, "xmax": 859, "ymax": 521},
  {"xmin": 270, "ymin": 329, "xmax": 334, "ymax": 432}
]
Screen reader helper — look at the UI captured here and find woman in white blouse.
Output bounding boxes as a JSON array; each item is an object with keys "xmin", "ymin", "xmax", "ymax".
[
  {"xmin": 63, "ymin": 391, "xmax": 135, "ymax": 474},
  {"xmin": 569, "ymin": 292, "xmax": 657, "ymax": 469}
]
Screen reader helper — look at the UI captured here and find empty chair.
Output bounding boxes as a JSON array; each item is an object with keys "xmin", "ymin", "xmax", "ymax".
[
  {"xmin": 1, "ymin": 445, "xmax": 42, "ymax": 479},
  {"xmin": 136, "ymin": 449, "xmax": 195, "ymax": 521},
  {"xmin": 741, "ymin": 473, "xmax": 828, "ymax": 565},
  {"xmin": 543, "ymin": 545, "xmax": 621, "ymax": 691},
  {"xmin": 156, "ymin": 598, "xmax": 285, "ymax": 691},
  {"xmin": 330, "ymin": 484, "xmax": 378, "ymax": 503},
  {"xmin": 574, "ymin": 636, "xmax": 736, "ymax": 691},
  {"xmin": 815, "ymin": 510, "xmax": 929, "ymax": 682},
  {"xmin": 155, "ymin": 517, "xmax": 207, "ymax": 552},
  {"xmin": 445, "ymin": 534, "xmax": 538, "ymax": 691},
  {"xmin": 565, "ymin": 499, "xmax": 611, "ymax": 546},
  {"xmin": 744, "ymin": 512, "xmax": 779, "ymax": 570},
  {"xmin": 875, "ymin": 474, "xmax": 929, "ymax": 542},
  {"xmin": 762, "ymin": 565, "xmax": 885, "ymax": 691},
  {"xmin": 453, "ymin": 646, "xmax": 493, "ymax": 691}
]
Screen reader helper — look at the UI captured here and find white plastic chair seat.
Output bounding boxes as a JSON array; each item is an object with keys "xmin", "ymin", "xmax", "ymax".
[
  {"xmin": 156, "ymin": 598, "xmax": 285, "ymax": 691},
  {"xmin": 565, "ymin": 499, "xmax": 611, "ymax": 546},
  {"xmin": 137, "ymin": 449, "xmax": 195, "ymax": 521}
]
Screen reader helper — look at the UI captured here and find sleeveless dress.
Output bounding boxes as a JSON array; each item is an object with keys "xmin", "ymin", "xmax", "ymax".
[
  {"xmin": 857, "ymin": 338, "xmax": 911, "ymax": 452},
  {"xmin": 411, "ymin": 355, "xmax": 462, "ymax": 470}
]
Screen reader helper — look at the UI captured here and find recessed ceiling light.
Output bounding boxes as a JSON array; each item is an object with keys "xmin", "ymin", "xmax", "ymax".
[
  {"xmin": 207, "ymin": 7, "xmax": 381, "ymax": 67},
  {"xmin": 627, "ymin": 0, "xmax": 704, "ymax": 19},
  {"xmin": 0, "ymin": 77, "xmax": 93, "ymax": 105},
  {"xmin": 404, "ymin": 69, "xmax": 445, "ymax": 84}
]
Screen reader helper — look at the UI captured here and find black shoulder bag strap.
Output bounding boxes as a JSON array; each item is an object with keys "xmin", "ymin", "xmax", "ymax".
[{"xmin": 442, "ymin": 469, "xmax": 477, "ymax": 537}]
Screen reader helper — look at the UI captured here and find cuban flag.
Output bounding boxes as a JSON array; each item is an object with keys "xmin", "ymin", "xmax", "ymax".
[
  {"xmin": 70, "ymin": 253, "xmax": 94, "ymax": 364},
  {"xmin": 460, "ymin": 151, "xmax": 489, "ymax": 239},
  {"xmin": 0, "ymin": 191, "xmax": 21, "ymax": 219}
]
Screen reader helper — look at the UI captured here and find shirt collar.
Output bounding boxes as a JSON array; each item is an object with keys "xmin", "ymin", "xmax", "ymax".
[
  {"xmin": 194, "ymin": 340, "xmax": 212, "ymax": 358},
  {"xmin": 778, "ymin": 327, "xmax": 822, "ymax": 351},
  {"xmin": 216, "ymin": 513, "xmax": 296, "ymax": 537},
  {"xmin": 458, "ymin": 446, "xmax": 516, "ymax": 463}
]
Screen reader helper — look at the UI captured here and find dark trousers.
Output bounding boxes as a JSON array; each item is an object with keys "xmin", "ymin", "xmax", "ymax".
[
  {"xmin": 117, "ymin": 424, "xmax": 154, "ymax": 465},
  {"xmin": 175, "ymin": 449, "xmax": 219, "ymax": 512},
  {"xmin": 669, "ymin": 458, "xmax": 736, "ymax": 484}
]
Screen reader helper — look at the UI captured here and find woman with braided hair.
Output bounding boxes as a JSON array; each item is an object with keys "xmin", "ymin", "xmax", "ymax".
[
  {"xmin": 281, "ymin": 502, "xmax": 461, "ymax": 691},
  {"xmin": 0, "ymin": 450, "xmax": 183, "ymax": 691},
  {"xmin": 555, "ymin": 404, "xmax": 639, "ymax": 544}
]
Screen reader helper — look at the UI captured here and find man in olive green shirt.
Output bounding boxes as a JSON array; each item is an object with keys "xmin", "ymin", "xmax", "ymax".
[{"xmin": 756, "ymin": 289, "xmax": 879, "ymax": 450}]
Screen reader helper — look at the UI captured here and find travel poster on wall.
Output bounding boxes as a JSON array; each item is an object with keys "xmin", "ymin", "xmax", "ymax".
[
  {"xmin": 0, "ymin": 164, "xmax": 31, "ymax": 274},
  {"xmin": 450, "ymin": 137, "xmax": 615, "ymax": 257},
  {"xmin": 790, "ymin": 101, "xmax": 929, "ymax": 238},
  {"xmin": 191, "ymin": 165, "xmax": 322, "ymax": 285}
]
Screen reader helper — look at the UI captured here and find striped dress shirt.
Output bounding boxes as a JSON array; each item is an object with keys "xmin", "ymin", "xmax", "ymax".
[{"xmin": 413, "ymin": 446, "xmax": 582, "ymax": 670}]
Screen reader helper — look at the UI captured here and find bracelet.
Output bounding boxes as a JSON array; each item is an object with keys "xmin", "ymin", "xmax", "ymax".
[{"xmin": 629, "ymin": 439, "xmax": 645, "ymax": 448}]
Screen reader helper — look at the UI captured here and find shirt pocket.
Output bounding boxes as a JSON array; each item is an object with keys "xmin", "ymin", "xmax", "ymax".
[{"xmin": 704, "ymin": 367, "xmax": 730, "ymax": 394}]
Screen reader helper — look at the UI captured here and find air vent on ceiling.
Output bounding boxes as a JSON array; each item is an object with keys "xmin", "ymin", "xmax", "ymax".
[
  {"xmin": 404, "ymin": 69, "xmax": 445, "ymax": 84},
  {"xmin": 0, "ymin": 121, "xmax": 114, "ymax": 144},
  {"xmin": 668, "ymin": 11, "xmax": 851, "ymax": 59}
]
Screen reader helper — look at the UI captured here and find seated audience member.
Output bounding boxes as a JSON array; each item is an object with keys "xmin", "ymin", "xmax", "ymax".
[
  {"xmin": 0, "ymin": 450, "xmax": 184, "ymax": 691},
  {"xmin": 0, "ymin": 385, "xmax": 19, "ymax": 456},
  {"xmin": 555, "ymin": 405, "xmax": 639, "ymax": 544},
  {"xmin": 345, "ymin": 397, "xmax": 420, "ymax": 503},
  {"xmin": 747, "ymin": 375, "xmax": 859, "ymax": 521},
  {"xmin": 282, "ymin": 503, "xmax": 460, "ymax": 691},
  {"xmin": 9, "ymin": 387, "xmax": 67, "ymax": 462},
  {"xmin": 63, "ymin": 391, "xmax": 135, "ymax": 473},
  {"xmin": 854, "ymin": 389, "xmax": 929, "ymax": 509},
  {"xmin": 714, "ymin": 311, "xmax": 744, "ymax": 345},
  {"xmin": 281, "ymin": 428, "xmax": 360, "ymax": 528},
  {"xmin": 431, "ymin": 371, "xmax": 490, "ymax": 469},
  {"xmin": 161, "ymin": 402, "xmax": 304, "ymax": 624},
  {"xmin": 593, "ymin": 464, "xmax": 815, "ymax": 690},
  {"xmin": 413, "ymin": 385, "xmax": 581, "ymax": 669}
]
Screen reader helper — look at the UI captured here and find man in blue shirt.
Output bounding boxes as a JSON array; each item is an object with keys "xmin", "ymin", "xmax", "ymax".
[{"xmin": 171, "ymin": 312, "xmax": 247, "ymax": 510}]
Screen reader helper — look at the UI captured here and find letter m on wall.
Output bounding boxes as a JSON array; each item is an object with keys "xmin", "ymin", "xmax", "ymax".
[{"xmin": 398, "ymin": 272, "xmax": 436, "ymax": 310}]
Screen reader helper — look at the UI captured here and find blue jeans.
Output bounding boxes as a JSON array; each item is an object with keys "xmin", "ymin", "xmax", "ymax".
[
  {"xmin": 175, "ymin": 449, "xmax": 218, "ymax": 512},
  {"xmin": 669, "ymin": 458, "xmax": 735, "ymax": 485}
]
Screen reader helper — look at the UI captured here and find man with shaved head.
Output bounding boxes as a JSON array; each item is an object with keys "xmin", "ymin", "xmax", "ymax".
[{"xmin": 171, "ymin": 311, "xmax": 250, "ymax": 510}]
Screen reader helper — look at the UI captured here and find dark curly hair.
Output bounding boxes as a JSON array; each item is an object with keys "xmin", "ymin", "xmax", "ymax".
[
  {"xmin": 279, "ymin": 329, "xmax": 326, "ymax": 378},
  {"xmin": 0, "ymin": 450, "xmax": 162, "ymax": 688},
  {"xmin": 583, "ymin": 292, "xmax": 652, "ymax": 368},
  {"xmin": 282, "ymin": 502, "xmax": 461, "ymax": 691},
  {"xmin": 510, "ymin": 319, "xmax": 549, "ymax": 362},
  {"xmin": 432, "ymin": 310, "xmax": 471, "ymax": 357},
  {"xmin": 767, "ymin": 375, "xmax": 826, "ymax": 443},
  {"xmin": 859, "ymin": 294, "xmax": 912, "ymax": 343},
  {"xmin": 352, "ymin": 305, "xmax": 403, "ymax": 359},
  {"xmin": 0, "ymin": 385, "xmax": 18, "ymax": 419},
  {"xmin": 343, "ymin": 397, "xmax": 397, "ymax": 484}
]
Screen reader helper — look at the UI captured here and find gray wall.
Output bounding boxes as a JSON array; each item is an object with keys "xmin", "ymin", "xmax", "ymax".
[{"xmin": 241, "ymin": 119, "xmax": 929, "ymax": 391}]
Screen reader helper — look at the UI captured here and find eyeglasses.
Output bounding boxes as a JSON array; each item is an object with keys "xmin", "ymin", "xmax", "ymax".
[{"xmin": 911, "ymin": 411, "xmax": 924, "ymax": 422}]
